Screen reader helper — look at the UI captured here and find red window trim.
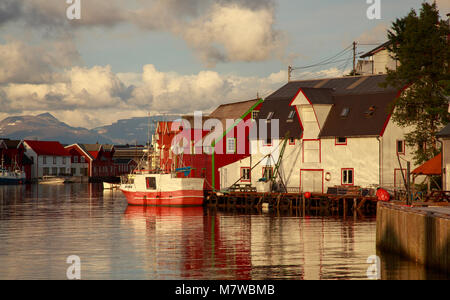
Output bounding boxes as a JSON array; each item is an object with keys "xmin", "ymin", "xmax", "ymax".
[
  {"xmin": 335, "ymin": 137, "xmax": 348, "ymax": 146},
  {"xmin": 302, "ymin": 139, "xmax": 322, "ymax": 163},
  {"xmin": 241, "ymin": 167, "xmax": 251, "ymax": 182},
  {"xmin": 341, "ymin": 168, "xmax": 355, "ymax": 186},
  {"xmin": 396, "ymin": 139, "xmax": 405, "ymax": 155},
  {"xmin": 262, "ymin": 166, "xmax": 274, "ymax": 179},
  {"xmin": 299, "ymin": 169, "xmax": 324, "ymax": 194}
]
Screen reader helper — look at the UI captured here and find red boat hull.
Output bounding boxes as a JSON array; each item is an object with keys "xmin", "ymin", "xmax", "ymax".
[{"xmin": 121, "ymin": 189, "xmax": 204, "ymax": 207}]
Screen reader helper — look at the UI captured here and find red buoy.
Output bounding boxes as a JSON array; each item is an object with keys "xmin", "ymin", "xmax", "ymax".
[
  {"xmin": 304, "ymin": 192, "xmax": 312, "ymax": 199},
  {"xmin": 376, "ymin": 188, "xmax": 390, "ymax": 202}
]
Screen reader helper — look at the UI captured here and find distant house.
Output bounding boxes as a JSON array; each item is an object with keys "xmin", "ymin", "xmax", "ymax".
[
  {"xmin": 219, "ymin": 75, "xmax": 417, "ymax": 193},
  {"xmin": 357, "ymin": 41, "xmax": 398, "ymax": 75},
  {"xmin": 24, "ymin": 140, "xmax": 71, "ymax": 179},
  {"xmin": 64, "ymin": 144, "xmax": 116, "ymax": 179},
  {"xmin": 0, "ymin": 139, "xmax": 33, "ymax": 181}
]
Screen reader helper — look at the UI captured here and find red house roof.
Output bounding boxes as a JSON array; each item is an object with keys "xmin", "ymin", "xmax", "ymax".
[
  {"xmin": 412, "ymin": 154, "xmax": 442, "ymax": 176},
  {"xmin": 25, "ymin": 140, "xmax": 70, "ymax": 156}
]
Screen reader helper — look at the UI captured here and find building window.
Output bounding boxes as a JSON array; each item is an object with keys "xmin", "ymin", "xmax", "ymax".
[
  {"xmin": 59, "ymin": 168, "xmax": 65, "ymax": 175},
  {"xmin": 201, "ymin": 168, "xmax": 207, "ymax": 178},
  {"xmin": 52, "ymin": 167, "xmax": 58, "ymax": 175},
  {"xmin": 397, "ymin": 140, "xmax": 405, "ymax": 155},
  {"xmin": 226, "ymin": 138, "xmax": 236, "ymax": 154},
  {"xmin": 146, "ymin": 177, "xmax": 157, "ymax": 190},
  {"xmin": 262, "ymin": 167, "xmax": 274, "ymax": 180},
  {"xmin": 336, "ymin": 137, "xmax": 347, "ymax": 145},
  {"xmin": 252, "ymin": 110, "xmax": 259, "ymax": 120},
  {"xmin": 241, "ymin": 167, "xmax": 251, "ymax": 182},
  {"xmin": 43, "ymin": 167, "xmax": 49, "ymax": 176},
  {"xmin": 53, "ymin": 156, "xmax": 57, "ymax": 164},
  {"xmin": 80, "ymin": 156, "xmax": 85, "ymax": 163},
  {"xmin": 74, "ymin": 156, "xmax": 78, "ymax": 163},
  {"xmin": 43, "ymin": 156, "xmax": 47, "ymax": 164},
  {"xmin": 342, "ymin": 169, "xmax": 354, "ymax": 185},
  {"xmin": 288, "ymin": 110, "xmax": 296, "ymax": 120},
  {"xmin": 63, "ymin": 157, "xmax": 66, "ymax": 164}
]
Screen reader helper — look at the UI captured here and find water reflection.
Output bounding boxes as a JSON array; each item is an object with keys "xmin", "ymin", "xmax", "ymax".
[{"xmin": 0, "ymin": 184, "xmax": 447, "ymax": 280}]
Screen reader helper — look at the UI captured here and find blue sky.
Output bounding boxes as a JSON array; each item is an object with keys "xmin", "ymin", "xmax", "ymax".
[{"xmin": 0, "ymin": 0, "xmax": 448, "ymax": 128}]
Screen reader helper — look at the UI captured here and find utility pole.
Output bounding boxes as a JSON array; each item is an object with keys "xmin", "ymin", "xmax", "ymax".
[
  {"xmin": 288, "ymin": 65, "xmax": 292, "ymax": 82},
  {"xmin": 352, "ymin": 41, "xmax": 357, "ymax": 75}
]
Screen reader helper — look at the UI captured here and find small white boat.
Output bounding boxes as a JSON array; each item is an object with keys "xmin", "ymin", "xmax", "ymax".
[
  {"xmin": 39, "ymin": 176, "xmax": 65, "ymax": 184},
  {"xmin": 0, "ymin": 168, "xmax": 26, "ymax": 185},
  {"xmin": 103, "ymin": 182, "xmax": 120, "ymax": 190}
]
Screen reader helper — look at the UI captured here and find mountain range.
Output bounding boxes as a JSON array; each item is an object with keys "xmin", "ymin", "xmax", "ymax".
[{"xmin": 0, "ymin": 113, "xmax": 180, "ymax": 145}]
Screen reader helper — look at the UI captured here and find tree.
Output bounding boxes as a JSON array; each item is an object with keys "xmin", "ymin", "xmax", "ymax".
[{"xmin": 382, "ymin": 3, "xmax": 450, "ymax": 164}]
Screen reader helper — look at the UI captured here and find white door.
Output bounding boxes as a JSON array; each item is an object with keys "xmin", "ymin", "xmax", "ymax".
[{"xmin": 301, "ymin": 170, "xmax": 323, "ymax": 193}]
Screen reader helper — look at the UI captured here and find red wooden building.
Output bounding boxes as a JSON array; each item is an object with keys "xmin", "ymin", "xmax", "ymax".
[
  {"xmin": 0, "ymin": 139, "xmax": 33, "ymax": 181},
  {"xmin": 65, "ymin": 144, "xmax": 117, "ymax": 178},
  {"xmin": 154, "ymin": 121, "xmax": 183, "ymax": 173},
  {"xmin": 173, "ymin": 99, "xmax": 263, "ymax": 190}
]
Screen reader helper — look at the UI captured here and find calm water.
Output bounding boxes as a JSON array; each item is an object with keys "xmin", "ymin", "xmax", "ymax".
[{"xmin": 0, "ymin": 184, "xmax": 447, "ymax": 280}]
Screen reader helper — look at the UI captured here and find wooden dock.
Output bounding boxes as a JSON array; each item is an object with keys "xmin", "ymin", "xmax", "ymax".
[{"xmin": 206, "ymin": 191, "xmax": 378, "ymax": 217}]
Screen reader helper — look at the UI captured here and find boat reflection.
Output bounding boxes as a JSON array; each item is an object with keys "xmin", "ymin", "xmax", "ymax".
[{"xmin": 123, "ymin": 205, "xmax": 252, "ymax": 279}]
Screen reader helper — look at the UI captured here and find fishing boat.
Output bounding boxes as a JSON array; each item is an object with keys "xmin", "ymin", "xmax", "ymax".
[
  {"xmin": 119, "ymin": 117, "xmax": 204, "ymax": 207},
  {"xmin": 120, "ymin": 170, "xmax": 204, "ymax": 207},
  {"xmin": 0, "ymin": 168, "xmax": 26, "ymax": 185}
]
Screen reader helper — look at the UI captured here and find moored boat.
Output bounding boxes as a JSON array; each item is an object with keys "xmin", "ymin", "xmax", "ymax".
[
  {"xmin": 120, "ymin": 171, "xmax": 204, "ymax": 207},
  {"xmin": 0, "ymin": 168, "xmax": 26, "ymax": 185},
  {"xmin": 39, "ymin": 176, "xmax": 65, "ymax": 184}
]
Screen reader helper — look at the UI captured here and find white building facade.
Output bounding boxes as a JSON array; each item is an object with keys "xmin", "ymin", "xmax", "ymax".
[{"xmin": 219, "ymin": 75, "xmax": 418, "ymax": 194}]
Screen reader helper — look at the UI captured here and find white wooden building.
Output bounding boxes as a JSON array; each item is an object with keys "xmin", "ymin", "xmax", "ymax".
[
  {"xmin": 24, "ymin": 140, "xmax": 71, "ymax": 179},
  {"xmin": 219, "ymin": 74, "xmax": 418, "ymax": 193}
]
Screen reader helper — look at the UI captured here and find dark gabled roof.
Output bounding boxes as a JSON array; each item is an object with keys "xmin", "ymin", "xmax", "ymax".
[
  {"xmin": 319, "ymin": 91, "xmax": 398, "ymax": 138},
  {"xmin": 209, "ymin": 99, "xmax": 260, "ymax": 120},
  {"xmin": 360, "ymin": 41, "xmax": 392, "ymax": 58},
  {"xmin": 300, "ymin": 88, "xmax": 334, "ymax": 104},
  {"xmin": 254, "ymin": 98, "xmax": 302, "ymax": 139},
  {"xmin": 266, "ymin": 75, "xmax": 396, "ymax": 103},
  {"xmin": 3, "ymin": 139, "xmax": 22, "ymax": 149},
  {"xmin": 437, "ymin": 123, "xmax": 450, "ymax": 138}
]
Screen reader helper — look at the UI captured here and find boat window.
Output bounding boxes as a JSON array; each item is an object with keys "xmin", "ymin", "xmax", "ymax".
[{"xmin": 146, "ymin": 177, "xmax": 156, "ymax": 190}]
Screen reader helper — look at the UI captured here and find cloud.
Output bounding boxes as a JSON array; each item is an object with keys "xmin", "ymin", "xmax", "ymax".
[
  {"xmin": 356, "ymin": 23, "xmax": 389, "ymax": 44},
  {"xmin": 435, "ymin": 0, "xmax": 450, "ymax": 16},
  {"xmin": 178, "ymin": 3, "xmax": 285, "ymax": 66},
  {"xmin": 0, "ymin": 38, "xmax": 80, "ymax": 84},
  {"xmin": 0, "ymin": 0, "xmax": 287, "ymax": 66},
  {"xmin": 0, "ymin": 64, "xmax": 287, "ymax": 128}
]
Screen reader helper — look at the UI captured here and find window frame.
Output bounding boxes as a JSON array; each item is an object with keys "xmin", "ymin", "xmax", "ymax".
[
  {"xmin": 226, "ymin": 138, "xmax": 237, "ymax": 154},
  {"xmin": 241, "ymin": 167, "xmax": 251, "ymax": 182},
  {"xmin": 335, "ymin": 137, "xmax": 348, "ymax": 146},
  {"xmin": 341, "ymin": 168, "xmax": 355, "ymax": 186},
  {"xmin": 396, "ymin": 140, "xmax": 405, "ymax": 155}
]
